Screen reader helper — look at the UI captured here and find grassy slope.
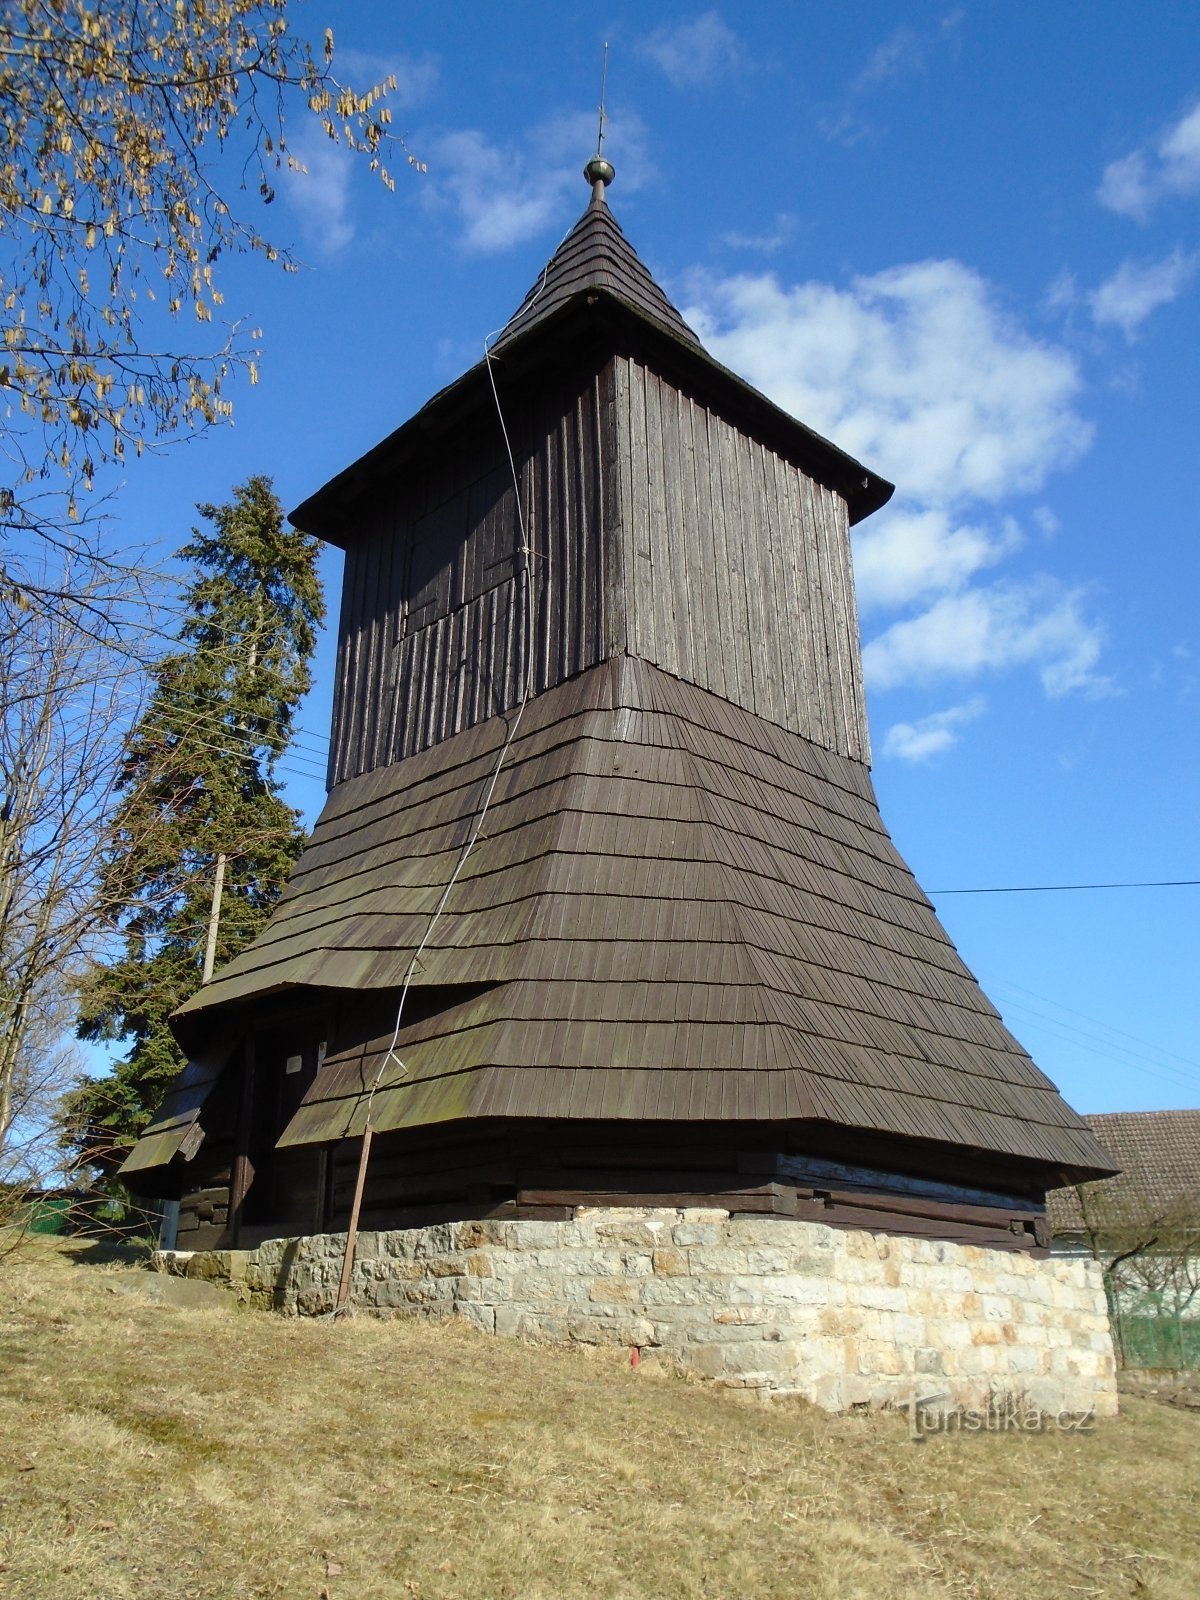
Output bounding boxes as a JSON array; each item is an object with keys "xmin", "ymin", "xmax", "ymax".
[{"xmin": 0, "ymin": 1242, "xmax": 1196, "ymax": 1600}]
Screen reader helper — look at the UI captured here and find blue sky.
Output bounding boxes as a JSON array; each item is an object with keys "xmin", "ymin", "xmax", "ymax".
[{"xmin": 95, "ymin": 2, "xmax": 1199, "ymax": 1116}]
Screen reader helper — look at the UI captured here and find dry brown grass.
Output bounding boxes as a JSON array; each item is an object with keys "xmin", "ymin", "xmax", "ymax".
[{"xmin": 1, "ymin": 1239, "xmax": 1197, "ymax": 1600}]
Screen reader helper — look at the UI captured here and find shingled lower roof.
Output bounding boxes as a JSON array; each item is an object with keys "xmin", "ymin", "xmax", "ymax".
[
  {"xmin": 176, "ymin": 657, "xmax": 1113, "ymax": 1181},
  {"xmin": 493, "ymin": 192, "xmax": 702, "ymax": 352}
]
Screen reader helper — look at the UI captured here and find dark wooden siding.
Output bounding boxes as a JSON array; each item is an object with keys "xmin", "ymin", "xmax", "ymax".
[
  {"xmin": 329, "ymin": 351, "xmax": 869, "ymax": 787},
  {"xmin": 612, "ymin": 354, "xmax": 870, "ymax": 765},
  {"xmin": 329, "ymin": 368, "xmax": 612, "ymax": 786},
  {"xmin": 242, "ymin": 1122, "xmax": 1049, "ymax": 1255}
]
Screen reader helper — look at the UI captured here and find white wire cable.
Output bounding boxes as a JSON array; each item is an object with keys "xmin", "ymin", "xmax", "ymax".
[
  {"xmin": 349, "ymin": 228, "xmax": 570, "ymax": 1131},
  {"xmin": 324, "ymin": 223, "xmax": 578, "ymax": 1317}
]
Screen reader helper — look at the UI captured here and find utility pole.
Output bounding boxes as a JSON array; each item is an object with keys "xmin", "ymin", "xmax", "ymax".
[{"xmin": 201, "ymin": 852, "xmax": 227, "ymax": 984}]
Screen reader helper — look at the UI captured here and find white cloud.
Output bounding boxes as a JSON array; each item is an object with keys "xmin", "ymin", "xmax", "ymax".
[
  {"xmin": 279, "ymin": 136, "xmax": 356, "ymax": 256},
  {"xmin": 853, "ymin": 507, "xmax": 1018, "ymax": 613},
  {"xmin": 1097, "ymin": 153, "xmax": 1151, "ymax": 222},
  {"xmin": 681, "ymin": 259, "xmax": 1106, "ymax": 721},
  {"xmin": 1089, "ymin": 248, "xmax": 1198, "ymax": 339},
  {"xmin": 863, "ymin": 584, "xmax": 1108, "ymax": 698},
  {"xmin": 821, "ymin": 11, "xmax": 963, "ymax": 145},
  {"xmin": 1098, "ymin": 101, "xmax": 1200, "ymax": 220},
  {"xmin": 424, "ymin": 111, "xmax": 651, "ymax": 256},
  {"xmin": 1032, "ymin": 506, "xmax": 1061, "ymax": 540},
  {"xmin": 683, "ymin": 260, "xmax": 1091, "ymax": 505},
  {"xmin": 853, "ymin": 25, "xmax": 925, "ymax": 93},
  {"xmin": 721, "ymin": 213, "xmax": 797, "ymax": 254},
  {"xmin": 1043, "ymin": 268, "xmax": 1078, "ymax": 314},
  {"xmin": 882, "ymin": 698, "xmax": 984, "ymax": 762},
  {"xmin": 637, "ymin": 12, "xmax": 745, "ymax": 88}
]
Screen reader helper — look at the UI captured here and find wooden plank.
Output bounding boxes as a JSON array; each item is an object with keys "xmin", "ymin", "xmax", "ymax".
[
  {"xmin": 737, "ymin": 429, "xmax": 778, "ymax": 723},
  {"xmin": 586, "ymin": 372, "xmax": 606, "ymax": 666},
  {"xmin": 626, "ymin": 356, "xmax": 651, "ymax": 558},
  {"xmin": 830, "ymin": 490, "xmax": 870, "ymax": 764},
  {"xmin": 715, "ymin": 410, "xmax": 753, "ymax": 708},
  {"xmin": 679, "ymin": 389, "xmax": 720, "ymax": 699},
  {"xmin": 516, "ymin": 1186, "xmax": 782, "ymax": 1212},
  {"xmin": 796, "ymin": 466, "xmax": 836, "ymax": 751},
  {"xmin": 358, "ymin": 514, "xmax": 385, "ymax": 776},
  {"xmin": 610, "ymin": 356, "xmax": 638, "ymax": 655},
  {"xmin": 228, "ymin": 1039, "xmax": 256, "ymax": 1245},
  {"xmin": 748, "ymin": 1152, "xmax": 1041, "ymax": 1210},
  {"xmin": 643, "ymin": 367, "xmax": 677, "ymax": 677},
  {"xmin": 658, "ymin": 375, "xmax": 693, "ymax": 684},
  {"xmin": 756, "ymin": 447, "xmax": 791, "ymax": 732},
  {"xmin": 815, "ymin": 483, "xmax": 855, "ymax": 762}
]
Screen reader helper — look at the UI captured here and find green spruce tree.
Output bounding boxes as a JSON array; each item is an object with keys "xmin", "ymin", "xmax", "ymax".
[{"xmin": 73, "ymin": 475, "xmax": 324, "ymax": 1159}]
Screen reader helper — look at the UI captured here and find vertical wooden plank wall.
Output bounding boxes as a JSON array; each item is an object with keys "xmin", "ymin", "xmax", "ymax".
[
  {"xmin": 612, "ymin": 355, "xmax": 871, "ymax": 766},
  {"xmin": 328, "ymin": 370, "xmax": 613, "ymax": 786},
  {"xmin": 328, "ymin": 351, "xmax": 870, "ymax": 787}
]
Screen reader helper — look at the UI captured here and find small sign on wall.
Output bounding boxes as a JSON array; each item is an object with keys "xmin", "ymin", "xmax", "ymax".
[{"xmin": 285, "ymin": 1054, "xmax": 303, "ymax": 1075}]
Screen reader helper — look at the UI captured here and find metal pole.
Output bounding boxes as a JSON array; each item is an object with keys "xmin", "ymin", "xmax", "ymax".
[
  {"xmin": 201, "ymin": 852, "xmax": 226, "ymax": 984},
  {"xmin": 335, "ymin": 1122, "xmax": 373, "ymax": 1314}
]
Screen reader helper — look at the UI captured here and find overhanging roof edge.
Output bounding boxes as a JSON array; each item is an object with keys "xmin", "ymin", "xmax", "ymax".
[{"xmin": 289, "ymin": 289, "xmax": 894, "ymax": 542}]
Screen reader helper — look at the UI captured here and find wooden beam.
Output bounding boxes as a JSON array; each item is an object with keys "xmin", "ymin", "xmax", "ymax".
[{"xmin": 227, "ymin": 1037, "xmax": 257, "ymax": 1244}]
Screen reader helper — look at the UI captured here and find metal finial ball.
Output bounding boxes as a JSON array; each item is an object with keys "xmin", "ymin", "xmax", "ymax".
[{"xmin": 584, "ymin": 156, "xmax": 615, "ymax": 189}]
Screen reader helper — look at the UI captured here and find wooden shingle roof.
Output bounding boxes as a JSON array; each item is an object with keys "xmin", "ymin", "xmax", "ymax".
[
  {"xmin": 493, "ymin": 192, "xmax": 702, "ymax": 352},
  {"xmin": 175, "ymin": 657, "xmax": 1113, "ymax": 1182},
  {"xmin": 1048, "ymin": 1110, "xmax": 1200, "ymax": 1233},
  {"xmin": 289, "ymin": 190, "xmax": 892, "ymax": 540}
]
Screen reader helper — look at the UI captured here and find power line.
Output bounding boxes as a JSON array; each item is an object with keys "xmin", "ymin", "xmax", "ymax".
[
  {"xmin": 994, "ymin": 994, "xmax": 1200, "ymax": 1095},
  {"xmin": 990, "ymin": 977, "xmax": 1200, "ymax": 1077},
  {"xmin": 930, "ymin": 879, "xmax": 1200, "ymax": 895}
]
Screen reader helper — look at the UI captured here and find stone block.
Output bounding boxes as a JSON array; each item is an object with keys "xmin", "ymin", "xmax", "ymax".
[
  {"xmin": 567, "ymin": 1312, "xmax": 656, "ymax": 1348},
  {"xmin": 455, "ymin": 1303, "xmax": 496, "ymax": 1336},
  {"xmin": 494, "ymin": 1308, "xmax": 569, "ymax": 1342},
  {"xmin": 1004, "ymin": 1344, "xmax": 1042, "ymax": 1376},
  {"xmin": 672, "ymin": 1223, "xmax": 722, "ymax": 1247},
  {"xmin": 720, "ymin": 1341, "xmax": 802, "ymax": 1378},
  {"xmin": 296, "ymin": 1286, "xmax": 336, "ymax": 1316},
  {"xmin": 689, "ymin": 1343, "xmax": 731, "ymax": 1379},
  {"xmin": 971, "ymin": 1324, "xmax": 1003, "ymax": 1347},
  {"xmin": 509, "ymin": 1221, "xmax": 572, "ymax": 1249},
  {"xmin": 589, "ymin": 1278, "xmax": 640, "ymax": 1305},
  {"xmin": 636, "ymin": 1277, "xmax": 712, "ymax": 1310},
  {"xmin": 591, "ymin": 1221, "xmax": 661, "ymax": 1249},
  {"xmin": 692, "ymin": 1322, "xmax": 777, "ymax": 1344},
  {"xmin": 634, "ymin": 1346, "xmax": 680, "ymax": 1377},
  {"xmin": 410, "ymin": 1224, "xmax": 458, "ymax": 1257},
  {"xmin": 747, "ymin": 1273, "xmax": 836, "ymax": 1308},
  {"xmin": 857, "ymin": 1285, "xmax": 908, "ymax": 1313},
  {"xmin": 652, "ymin": 1247, "xmax": 689, "ymax": 1275},
  {"xmin": 856, "ymin": 1340, "xmax": 905, "ymax": 1378},
  {"xmin": 805, "ymin": 1374, "xmax": 847, "ymax": 1412},
  {"xmin": 889, "ymin": 1314, "xmax": 926, "ymax": 1346},
  {"xmin": 713, "ymin": 1306, "xmax": 767, "ymax": 1326}
]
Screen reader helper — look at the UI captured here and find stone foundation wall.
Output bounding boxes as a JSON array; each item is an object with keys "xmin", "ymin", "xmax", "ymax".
[{"xmin": 158, "ymin": 1207, "xmax": 1117, "ymax": 1417}]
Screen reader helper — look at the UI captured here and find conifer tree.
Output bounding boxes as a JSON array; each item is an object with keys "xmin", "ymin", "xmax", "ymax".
[{"xmin": 73, "ymin": 475, "xmax": 324, "ymax": 1157}]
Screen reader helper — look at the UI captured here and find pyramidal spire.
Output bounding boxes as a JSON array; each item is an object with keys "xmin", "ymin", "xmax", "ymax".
[{"xmin": 493, "ymin": 149, "xmax": 700, "ymax": 352}]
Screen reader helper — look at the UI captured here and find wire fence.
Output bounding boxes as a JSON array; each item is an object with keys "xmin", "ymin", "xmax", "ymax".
[{"xmin": 1107, "ymin": 1289, "xmax": 1200, "ymax": 1371}]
